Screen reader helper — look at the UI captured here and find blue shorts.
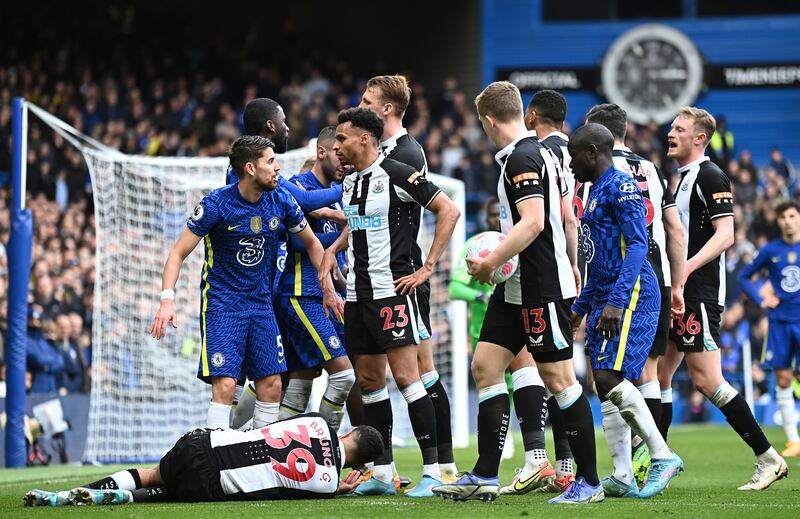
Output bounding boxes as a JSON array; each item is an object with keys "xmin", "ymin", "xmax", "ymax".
[
  {"xmin": 198, "ymin": 308, "xmax": 286, "ymax": 383},
  {"xmin": 275, "ymin": 296, "xmax": 347, "ymax": 371},
  {"xmin": 586, "ymin": 307, "xmax": 659, "ymax": 380},
  {"xmin": 764, "ymin": 318, "xmax": 800, "ymax": 369}
]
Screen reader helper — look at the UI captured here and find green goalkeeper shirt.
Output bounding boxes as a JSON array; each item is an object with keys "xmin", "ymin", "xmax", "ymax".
[{"xmin": 448, "ymin": 234, "xmax": 494, "ymax": 341}]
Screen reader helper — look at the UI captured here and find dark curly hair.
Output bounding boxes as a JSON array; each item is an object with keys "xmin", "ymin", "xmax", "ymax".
[
  {"xmin": 337, "ymin": 108, "xmax": 384, "ymax": 144},
  {"xmin": 349, "ymin": 425, "xmax": 385, "ymax": 466}
]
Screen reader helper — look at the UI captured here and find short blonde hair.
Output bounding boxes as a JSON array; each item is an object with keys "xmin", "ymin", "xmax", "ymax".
[
  {"xmin": 475, "ymin": 81, "xmax": 523, "ymax": 123},
  {"xmin": 678, "ymin": 106, "xmax": 716, "ymax": 143},
  {"xmin": 367, "ymin": 75, "xmax": 411, "ymax": 117}
]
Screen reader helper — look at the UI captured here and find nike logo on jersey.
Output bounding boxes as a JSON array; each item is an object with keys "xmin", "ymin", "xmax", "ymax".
[
  {"xmin": 228, "ymin": 225, "xmax": 242, "ymax": 231},
  {"xmin": 597, "ymin": 354, "xmax": 611, "ymax": 362}
]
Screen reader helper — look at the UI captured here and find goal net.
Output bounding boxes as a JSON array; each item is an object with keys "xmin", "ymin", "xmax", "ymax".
[{"xmin": 27, "ymin": 108, "xmax": 469, "ymax": 463}]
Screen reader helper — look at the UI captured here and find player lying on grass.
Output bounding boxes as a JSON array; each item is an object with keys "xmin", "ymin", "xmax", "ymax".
[{"xmin": 24, "ymin": 414, "xmax": 383, "ymax": 506}]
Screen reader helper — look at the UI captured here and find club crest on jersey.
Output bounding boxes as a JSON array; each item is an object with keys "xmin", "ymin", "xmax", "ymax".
[
  {"xmin": 681, "ymin": 182, "xmax": 690, "ymax": 191},
  {"xmin": 329, "ymin": 336, "xmax": 341, "ymax": 350},
  {"xmin": 619, "ymin": 182, "xmax": 637, "ymax": 193},
  {"xmin": 268, "ymin": 216, "xmax": 280, "ymax": 231},
  {"xmin": 372, "ymin": 180, "xmax": 385, "ymax": 193},
  {"xmin": 588, "ymin": 199, "xmax": 597, "ymax": 212},
  {"xmin": 789, "ymin": 252, "xmax": 798, "ymax": 264},
  {"xmin": 191, "ymin": 203, "xmax": 204, "ymax": 220},
  {"xmin": 211, "ymin": 352, "xmax": 225, "ymax": 368}
]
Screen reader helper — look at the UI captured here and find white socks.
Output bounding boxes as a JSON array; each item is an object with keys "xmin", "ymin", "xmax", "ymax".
[
  {"xmin": 553, "ymin": 383, "xmax": 583, "ymax": 410},
  {"xmin": 601, "ymin": 399, "xmax": 633, "ymax": 484},
  {"xmin": 207, "ymin": 402, "xmax": 232, "ymax": 429},
  {"xmin": 556, "ymin": 458, "xmax": 574, "ymax": 478},
  {"xmin": 279, "ymin": 379, "xmax": 313, "ymax": 421},
  {"xmin": 320, "ymin": 369, "xmax": 356, "ymax": 433},
  {"xmin": 231, "ymin": 382, "xmax": 257, "ymax": 429},
  {"xmin": 253, "ymin": 400, "xmax": 280, "ymax": 428},
  {"xmin": 606, "ymin": 379, "xmax": 672, "ymax": 460},
  {"xmin": 109, "ymin": 470, "xmax": 137, "ymax": 491},
  {"xmin": 777, "ymin": 386, "xmax": 800, "ymax": 442}
]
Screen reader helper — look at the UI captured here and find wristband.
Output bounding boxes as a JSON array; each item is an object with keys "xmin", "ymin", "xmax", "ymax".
[{"xmin": 160, "ymin": 289, "xmax": 175, "ymax": 301}]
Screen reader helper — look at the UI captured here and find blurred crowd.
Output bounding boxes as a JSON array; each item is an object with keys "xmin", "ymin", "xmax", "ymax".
[{"xmin": 0, "ymin": 7, "xmax": 797, "ymax": 404}]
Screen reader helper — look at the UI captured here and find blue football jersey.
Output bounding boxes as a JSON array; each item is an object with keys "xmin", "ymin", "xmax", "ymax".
[
  {"xmin": 187, "ymin": 184, "xmax": 307, "ymax": 313},
  {"xmin": 574, "ymin": 166, "xmax": 660, "ymax": 314},
  {"xmin": 278, "ymin": 170, "xmax": 346, "ymax": 298},
  {"xmin": 738, "ymin": 239, "xmax": 800, "ymax": 322}
]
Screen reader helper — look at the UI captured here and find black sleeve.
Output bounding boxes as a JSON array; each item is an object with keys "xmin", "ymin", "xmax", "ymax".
[
  {"xmin": 388, "ymin": 161, "xmax": 441, "ymax": 207},
  {"xmin": 657, "ymin": 166, "xmax": 675, "ymax": 209},
  {"xmin": 504, "ymin": 146, "xmax": 545, "ymax": 204},
  {"xmin": 697, "ymin": 164, "xmax": 734, "ymax": 219}
]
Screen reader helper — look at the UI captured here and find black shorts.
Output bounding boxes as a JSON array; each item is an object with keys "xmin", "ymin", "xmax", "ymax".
[
  {"xmin": 649, "ymin": 286, "xmax": 671, "ymax": 358},
  {"xmin": 345, "ymin": 294, "xmax": 421, "ymax": 355},
  {"xmin": 478, "ymin": 284, "xmax": 574, "ymax": 364},
  {"xmin": 159, "ymin": 429, "xmax": 225, "ymax": 502},
  {"xmin": 669, "ymin": 299, "xmax": 722, "ymax": 353},
  {"xmin": 416, "ymin": 281, "xmax": 432, "ymax": 334}
]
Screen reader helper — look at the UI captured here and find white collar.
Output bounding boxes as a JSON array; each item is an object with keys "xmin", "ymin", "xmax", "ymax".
[
  {"xmin": 540, "ymin": 130, "xmax": 569, "ymax": 142},
  {"xmin": 494, "ymin": 130, "xmax": 538, "ymax": 166},
  {"xmin": 677, "ymin": 155, "xmax": 710, "ymax": 174},
  {"xmin": 380, "ymin": 128, "xmax": 408, "ymax": 149}
]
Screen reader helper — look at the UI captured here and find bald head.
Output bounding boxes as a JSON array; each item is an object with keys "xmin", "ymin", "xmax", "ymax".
[
  {"xmin": 571, "ymin": 123, "xmax": 614, "ymax": 153},
  {"xmin": 567, "ymin": 123, "xmax": 615, "ymax": 183}
]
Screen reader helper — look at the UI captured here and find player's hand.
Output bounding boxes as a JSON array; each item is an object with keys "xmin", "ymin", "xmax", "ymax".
[
  {"xmin": 572, "ymin": 264, "xmax": 582, "ymax": 297},
  {"xmin": 309, "ymin": 207, "xmax": 346, "ymax": 226},
  {"xmin": 680, "ymin": 257, "xmax": 697, "ymax": 288},
  {"xmin": 336, "ymin": 469, "xmax": 363, "ymax": 495},
  {"xmin": 318, "ymin": 250, "xmax": 339, "ymax": 290},
  {"xmin": 761, "ymin": 293, "xmax": 780, "ymax": 309},
  {"xmin": 596, "ymin": 304, "xmax": 623, "ymax": 340},
  {"xmin": 570, "ymin": 310, "xmax": 584, "ymax": 333},
  {"xmin": 466, "ymin": 256, "xmax": 496, "ymax": 285},
  {"xmin": 394, "ymin": 264, "xmax": 433, "ymax": 295},
  {"xmin": 323, "ymin": 287, "xmax": 345, "ymax": 323},
  {"xmin": 670, "ymin": 286, "xmax": 685, "ymax": 321},
  {"xmin": 151, "ymin": 299, "xmax": 177, "ymax": 340}
]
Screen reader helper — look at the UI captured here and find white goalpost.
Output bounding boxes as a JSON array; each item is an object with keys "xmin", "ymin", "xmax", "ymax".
[{"xmin": 25, "ymin": 103, "xmax": 468, "ymax": 463}]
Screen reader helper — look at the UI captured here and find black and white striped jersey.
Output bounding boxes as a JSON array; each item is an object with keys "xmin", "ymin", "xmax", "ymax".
[
  {"xmin": 496, "ymin": 130, "xmax": 576, "ymax": 306},
  {"xmin": 674, "ymin": 156, "xmax": 734, "ymax": 306},
  {"xmin": 613, "ymin": 146, "xmax": 675, "ymax": 287},
  {"xmin": 208, "ymin": 414, "xmax": 342, "ymax": 500},
  {"xmin": 381, "ymin": 129, "xmax": 428, "ymax": 270},
  {"xmin": 539, "ymin": 131, "xmax": 573, "ymax": 199},
  {"xmin": 343, "ymin": 154, "xmax": 441, "ymax": 302}
]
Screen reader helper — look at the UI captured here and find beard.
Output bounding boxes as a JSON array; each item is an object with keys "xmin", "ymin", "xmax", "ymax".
[{"xmin": 274, "ymin": 129, "xmax": 290, "ymax": 154}]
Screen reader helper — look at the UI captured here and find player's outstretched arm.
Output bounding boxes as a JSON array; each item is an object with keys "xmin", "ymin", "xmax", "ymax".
[
  {"xmin": 279, "ymin": 176, "xmax": 343, "ymax": 212},
  {"xmin": 394, "ymin": 192, "xmax": 460, "ymax": 294},
  {"xmin": 468, "ymin": 196, "xmax": 544, "ymax": 285},
  {"xmin": 662, "ymin": 206, "xmax": 686, "ymax": 319},
  {"xmin": 336, "ymin": 470, "xmax": 363, "ymax": 495},
  {"xmin": 682, "ymin": 215, "xmax": 734, "ymax": 287},
  {"xmin": 298, "ymin": 225, "xmax": 344, "ymax": 322},
  {"xmin": 151, "ymin": 228, "xmax": 203, "ymax": 339}
]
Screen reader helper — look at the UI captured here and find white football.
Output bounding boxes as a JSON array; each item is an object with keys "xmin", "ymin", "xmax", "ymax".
[{"xmin": 466, "ymin": 231, "xmax": 519, "ymax": 284}]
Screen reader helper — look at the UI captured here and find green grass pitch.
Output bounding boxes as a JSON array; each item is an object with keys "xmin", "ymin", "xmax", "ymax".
[{"xmin": 2, "ymin": 425, "xmax": 799, "ymax": 518}]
